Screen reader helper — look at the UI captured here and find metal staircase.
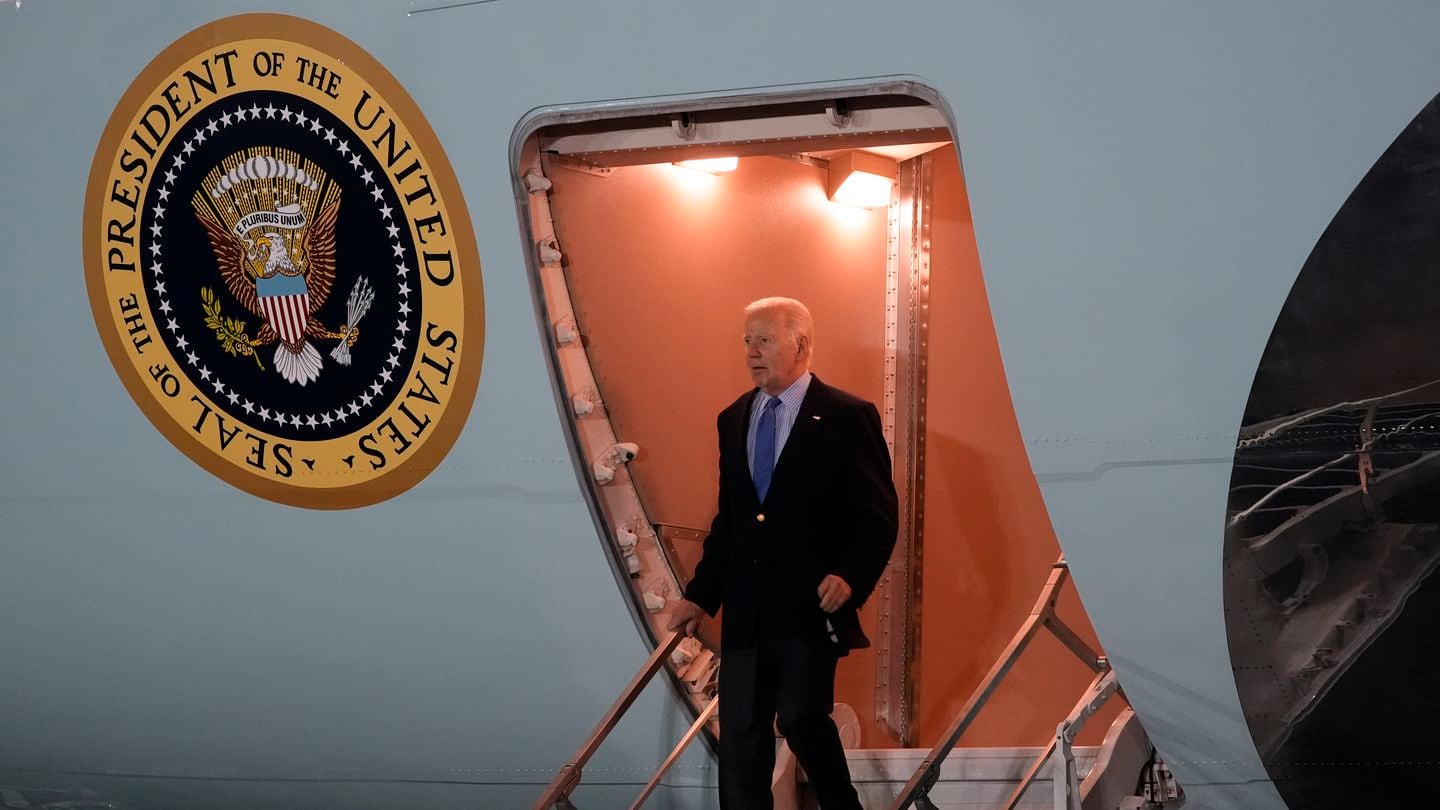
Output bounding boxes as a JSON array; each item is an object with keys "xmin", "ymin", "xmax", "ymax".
[{"xmin": 535, "ymin": 559, "xmax": 1158, "ymax": 809}]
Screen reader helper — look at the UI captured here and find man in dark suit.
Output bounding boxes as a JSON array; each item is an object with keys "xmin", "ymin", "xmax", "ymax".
[{"xmin": 668, "ymin": 297, "xmax": 898, "ymax": 810}]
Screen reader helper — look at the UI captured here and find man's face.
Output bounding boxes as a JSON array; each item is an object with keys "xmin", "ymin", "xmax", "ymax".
[{"xmin": 744, "ymin": 312, "xmax": 808, "ymax": 395}]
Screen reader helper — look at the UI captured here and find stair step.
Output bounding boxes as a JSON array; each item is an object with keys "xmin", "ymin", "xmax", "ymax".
[{"xmin": 799, "ymin": 746, "xmax": 1100, "ymax": 808}]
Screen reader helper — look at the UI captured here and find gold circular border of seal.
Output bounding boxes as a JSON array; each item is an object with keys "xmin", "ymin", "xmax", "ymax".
[{"xmin": 82, "ymin": 13, "xmax": 485, "ymax": 510}]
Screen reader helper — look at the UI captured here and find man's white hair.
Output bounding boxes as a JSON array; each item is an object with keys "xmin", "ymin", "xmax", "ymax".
[{"xmin": 744, "ymin": 297, "xmax": 814, "ymax": 358}]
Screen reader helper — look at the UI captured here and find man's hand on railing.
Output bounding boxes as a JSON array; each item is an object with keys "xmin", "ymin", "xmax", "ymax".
[{"xmin": 666, "ymin": 599, "xmax": 705, "ymax": 637}]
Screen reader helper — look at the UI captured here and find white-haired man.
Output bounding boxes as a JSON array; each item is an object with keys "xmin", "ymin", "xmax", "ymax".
[{"xmin": 669, "ymin": 297, "xmax": 898, "ymax": 809}]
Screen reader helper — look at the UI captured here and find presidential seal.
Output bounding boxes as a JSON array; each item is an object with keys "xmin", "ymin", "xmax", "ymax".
[{"xmin": 84, "ymin": 15, "xmax": 484, "ymax": 508}]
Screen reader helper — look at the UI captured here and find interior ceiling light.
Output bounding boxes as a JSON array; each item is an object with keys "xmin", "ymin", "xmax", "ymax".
[
  {"xmin": 673, "ymin": 157, "xmax": 739, "ymax": 174},
  {"xmin": 826, "ymin": 151, "xmax": 896, "ymax": 209}
]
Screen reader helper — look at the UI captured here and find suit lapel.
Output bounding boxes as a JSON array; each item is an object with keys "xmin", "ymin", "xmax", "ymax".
[{"xmin": 764, "ymin": 377, "xmax": 831, "ymax": 503}]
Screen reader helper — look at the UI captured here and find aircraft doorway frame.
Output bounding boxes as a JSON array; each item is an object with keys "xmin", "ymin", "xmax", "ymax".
[
  {"xmin": 881, "ymin": 151, "xmax": 933, "ymax": 745},
  {"xmin": 508, "ymin": 78, "xmax": 954, "ymax": 744}
]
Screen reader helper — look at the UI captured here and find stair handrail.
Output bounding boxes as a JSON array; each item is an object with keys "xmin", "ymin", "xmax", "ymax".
[
  {"xmin": 627, "ymin": 696, "xmax": 719, "ymax": 810},
  {"xmin": 533, "ymin": 631, "xmax": 687, "ymax": 809},
  {"xmin": 887, "ymin": 557, "xmax": 1108, "ymax": 810}
]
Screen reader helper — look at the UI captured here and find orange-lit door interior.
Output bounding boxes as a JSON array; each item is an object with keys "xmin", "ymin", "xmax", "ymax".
[{"xmin": 543, "ymin": 131, "xmax": 1119, "ymax": 748}]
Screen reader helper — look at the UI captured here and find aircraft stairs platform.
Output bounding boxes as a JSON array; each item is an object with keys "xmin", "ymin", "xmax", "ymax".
[
  {"xmin": 816, "ymin": 746, "xmax": 1105, "ymax": 810},
  {"xmin": 535, "ymin": 559, "xmax": 1180, "ymax": 810},
  {"xmin": 788, "ymin": 718, "xmax": 1156, "ymax": 809}
]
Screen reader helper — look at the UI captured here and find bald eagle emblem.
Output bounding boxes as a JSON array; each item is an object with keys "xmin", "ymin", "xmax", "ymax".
[{"xmin": 192, "ymin": 147, "xmax": 369, "ymax": 385}]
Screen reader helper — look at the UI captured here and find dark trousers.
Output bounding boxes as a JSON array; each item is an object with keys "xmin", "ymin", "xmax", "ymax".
[{"xmin": 718, "ymin": 634, "xmax": 861, "ymax": 810}]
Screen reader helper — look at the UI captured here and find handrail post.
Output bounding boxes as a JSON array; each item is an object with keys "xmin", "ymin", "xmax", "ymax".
[
  {"xmin": 534, "ymin": 632, "xmax": 687, "ymax": 810},
  {"xmin": 1053, "ymin": 719, "xmax": 1082, "ymax": 810}
]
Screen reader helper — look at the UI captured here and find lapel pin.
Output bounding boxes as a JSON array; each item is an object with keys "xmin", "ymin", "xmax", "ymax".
[{"xmin": 812, "ymin": 415, "xmax": 822, "ymax": 420}]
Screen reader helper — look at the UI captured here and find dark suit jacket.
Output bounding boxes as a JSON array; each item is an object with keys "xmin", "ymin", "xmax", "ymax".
[{"xmin": 684, "ymin": 376, "xmax": 899, "ymax": 654}]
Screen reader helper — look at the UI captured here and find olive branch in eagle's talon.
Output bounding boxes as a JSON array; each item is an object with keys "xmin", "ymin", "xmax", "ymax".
[{"xmin": 200, "ymin": 286, "xmax": 266, "ymax": 370}]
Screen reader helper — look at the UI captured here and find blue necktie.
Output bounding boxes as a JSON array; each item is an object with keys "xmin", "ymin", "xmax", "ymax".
[{"xmin": 753, "ymin": 397, "xmax": 783, "ymax": 502}]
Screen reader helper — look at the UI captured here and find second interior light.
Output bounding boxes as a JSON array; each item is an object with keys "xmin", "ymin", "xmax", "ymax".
[{"xmin": 827, "ymin": 151, "xmax": 897, "ymax": 209}]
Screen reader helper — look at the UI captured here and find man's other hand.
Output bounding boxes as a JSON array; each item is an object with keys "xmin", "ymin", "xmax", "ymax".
[
  {"xmin": 667, "ymin": 599, "xmax": 705, "ymax": 637},
  {"xmin": 817, "ymin": 574, "xmax": 852, "ymax": 613}
]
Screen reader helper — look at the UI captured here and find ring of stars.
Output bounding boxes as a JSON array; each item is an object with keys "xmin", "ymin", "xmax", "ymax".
[{"xmin": 144, "ymin": 96, "xmax": 416, "ymax": 436}]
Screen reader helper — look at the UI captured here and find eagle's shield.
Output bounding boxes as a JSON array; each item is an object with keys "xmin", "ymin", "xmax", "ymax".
[{"xmin": 257, "ymin": 273, "xmax": 311, "ymax": 346}]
